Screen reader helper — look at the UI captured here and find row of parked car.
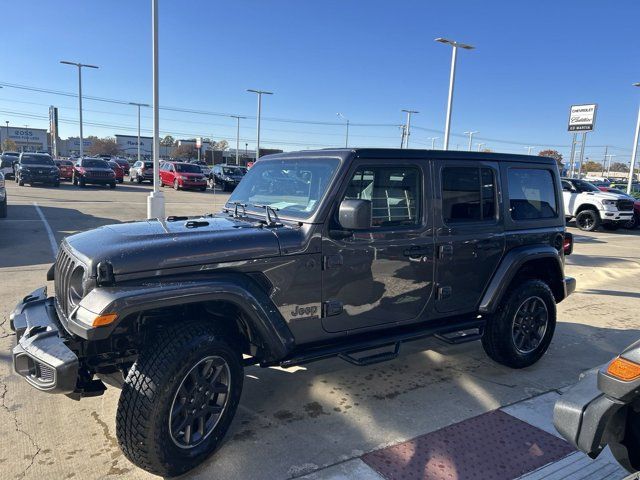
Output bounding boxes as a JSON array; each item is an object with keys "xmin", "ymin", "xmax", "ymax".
[{"xmin": 0, "ymin": 151, "xmax": 249, "ymax": 193}]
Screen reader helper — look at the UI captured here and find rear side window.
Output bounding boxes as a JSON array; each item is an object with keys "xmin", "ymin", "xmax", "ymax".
[
  {"xmin": 441, "ymin": 167, "xmax": 496, "ymax": 223},
  {"xmin": 508, "ymin": 168, "xmax": 557, "ymax": 220},
  {"xmin": 345, "ymin": 166, "xmax": 421, "ymax": 227}
]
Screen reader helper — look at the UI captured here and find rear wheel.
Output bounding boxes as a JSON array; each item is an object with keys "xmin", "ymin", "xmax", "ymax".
[
  {"xmin": 79, "ymin": 178, "xmax": 86, "ymax": 188},
  {"xmin": 624, "ymin": 214, "xmax": 639, "ymax": 229},
  {"xmin": 575, "ymin": 209, "xmax": 601, "ymax": 231},
  {"xmin": 18, "ymin": 175, "xmax": 24, "ymax": 186},
  {"xmin": 481, "ymin": 279, "xmax": 556, "ymax": 368},
  {"xmin": 109, "ymin": 182, "xmax": 116, "ymax": 189},
  {"xmin": 116, "ymin": 321, "xmax": 243, "ymax": 477},
  {"xmin": 137, "ymin": 175, "xmax": 143, "ymax": 184}
]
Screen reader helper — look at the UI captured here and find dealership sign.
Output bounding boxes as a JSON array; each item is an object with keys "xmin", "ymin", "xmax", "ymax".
[{"xmin": 568, "ymin": 104, "xmax": 597, "ymax": 132}]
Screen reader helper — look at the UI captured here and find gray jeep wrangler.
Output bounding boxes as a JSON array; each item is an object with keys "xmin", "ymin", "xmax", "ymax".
[{"xmin": 10, "ymin": 149, "xmax": 575, "ymax": 476}]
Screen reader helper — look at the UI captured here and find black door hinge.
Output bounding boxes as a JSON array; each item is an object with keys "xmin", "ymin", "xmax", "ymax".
[{"xmin": 437, "ymin": 286, "xmax": 452, "ymax": 300}]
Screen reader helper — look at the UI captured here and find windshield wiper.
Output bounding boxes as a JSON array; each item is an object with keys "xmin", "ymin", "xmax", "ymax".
[{"xmin": 252, "ymin": 204, "xmax": 282, "ymax": 227}]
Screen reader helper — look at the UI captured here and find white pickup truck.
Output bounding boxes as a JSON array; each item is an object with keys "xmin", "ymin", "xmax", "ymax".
[{"xmin": 562, "ymin": 177, "xmax": 634, "ymax": 231}]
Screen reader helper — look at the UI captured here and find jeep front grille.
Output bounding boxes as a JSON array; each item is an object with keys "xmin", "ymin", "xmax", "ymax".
[
  {"xmin": 617, "ymin": 199, "xmax": 634, "ymax": 211},
  {"xmin": 54, "ymin": 247, "xmax": 76, "ymax": 315}
]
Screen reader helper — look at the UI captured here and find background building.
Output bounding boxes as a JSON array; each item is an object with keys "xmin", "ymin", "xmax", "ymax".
[
  {"xmin": 0, "ymin": 125, "xmax": 49, "ymax": 152},
  {"xmin": 115, "ymin": 134, "xmax": 152, "ymax": 157}
]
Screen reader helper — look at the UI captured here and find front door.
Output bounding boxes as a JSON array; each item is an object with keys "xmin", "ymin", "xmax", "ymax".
[
  {"xmin": 321, "ymin": 160, "xmax": 435, "ymax": 333},
  {"xmin": 434, "ymin": 160, "xmax": 505, "ymax": 314}
]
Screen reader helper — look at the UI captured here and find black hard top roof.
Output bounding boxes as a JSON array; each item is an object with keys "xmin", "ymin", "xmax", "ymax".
[{"xmin": 263, "ymin": 148, "xmax": 556, "ymax": 165}]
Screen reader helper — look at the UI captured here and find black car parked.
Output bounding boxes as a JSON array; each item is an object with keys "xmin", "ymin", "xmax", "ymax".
[
  {"xmin": 15, "ymin": 152, "xmax": 59, "ymax": 187},
  {"xmin": 72, "ymin": 157, "xmax": 116, "ymax": 189},
  {"xmin": 10, "ymin": 149, "xmax": 574, "ymax": 477},
  {"xmin": 209, "ymin": 164, "xmax": 247, "ymax": 191}
]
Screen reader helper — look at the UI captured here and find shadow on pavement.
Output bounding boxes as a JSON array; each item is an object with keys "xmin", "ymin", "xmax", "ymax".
[{"xmin": 0, "ymin": 204, "xmax": 121, "ymax": 269}]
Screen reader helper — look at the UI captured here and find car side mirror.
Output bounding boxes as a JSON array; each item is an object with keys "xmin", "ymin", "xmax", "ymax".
[
  {"xmin": 562, "ymin": 185, "xmax": 573, "ymax": 192},
  {"xmin": 338, "ymin": 199, "xmax": 371, "ymax": 230}
]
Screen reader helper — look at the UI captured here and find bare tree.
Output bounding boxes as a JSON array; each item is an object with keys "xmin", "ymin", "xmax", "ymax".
[{"xmin": 87, "ymin": 137, "xmax": 120, "ymax": 156}]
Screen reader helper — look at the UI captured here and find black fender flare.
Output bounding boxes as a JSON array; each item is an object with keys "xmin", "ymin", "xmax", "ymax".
[
  {"xmin": 67, "ymin": 273, "xmax": 295, "ymax": 363},
  {"xmin": 478, "ymin": 245, "xmax": 564, "ymax": 314}
]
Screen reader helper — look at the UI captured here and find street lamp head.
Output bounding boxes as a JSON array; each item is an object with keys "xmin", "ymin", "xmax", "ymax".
[
  {"xmin": 634, "ymin": 83, "xmax": 640, "ymax": 87},
  {"xmin": 435, "ymin": 38, "xmax": 475, "ymax": 50},
  {"xmin": 247, "ymin": 89, "xmax": 273, "ymax": 95},
  {"xmin": 129, "ymin": 102, "xmax": 150, "ymax": 107},
  {"xmin": 60, "ymin": 60, "xmax": 99, "ymax": 69},
  {"xmin": 401, "ymin": 109, "xmax": 419, "ymax": 114}
]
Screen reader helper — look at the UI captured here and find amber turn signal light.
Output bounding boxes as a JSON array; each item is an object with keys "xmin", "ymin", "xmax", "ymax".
[
  {"xmin": 92, "ymin": 313, "xmax": 118, "ymax": 327},
  {"xmin": 607, "ymin": 357, "xmax": 640, "ymax": 382}
]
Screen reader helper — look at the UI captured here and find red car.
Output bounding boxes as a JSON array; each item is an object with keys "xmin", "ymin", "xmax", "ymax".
[
  {"xmin": 108, "ymin": 161, "xmax": 124, "ymax": 183},
  {"xmin": 159, "ymin": 161, "xmax": 207, "ymax": 191},
  {"xmin": 598, "ymin": 186, "xmax": 640, "ymax": 228},
  {"xmin": 55, "ymin": 159, "xmax": 75, "ymax": 181}
]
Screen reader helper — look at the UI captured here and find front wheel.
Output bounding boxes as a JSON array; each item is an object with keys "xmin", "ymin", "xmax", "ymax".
[
  {"xmin": 481, "ymin": 279, "xmax": 556, "ymax": 369},
  {"xmin": 575, "ymin": 209, "xmax": 601, "ymax": 231},
  {"xmin": 116, "ymin": 322, "xmax": 243, "ymax": 477},
  {"xmin": 0, "ymin": 198, "xmax": 6, "ymax": 218}
]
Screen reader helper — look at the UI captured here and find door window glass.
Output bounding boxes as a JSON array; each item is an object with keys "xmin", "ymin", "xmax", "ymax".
[
  {"xmin": 508, "ymin": 168, "xmax": 557, "ymax": 220},
  {"xmin": 442, "ymin": 167, "xmax": 496, "ymax": 222},
  {"xmin": 345, "ymin": 166, "xmax": 421, "ymax": 227}
]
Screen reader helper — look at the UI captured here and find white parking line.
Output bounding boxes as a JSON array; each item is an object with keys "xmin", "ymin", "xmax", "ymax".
[{"xmin": 33, "ymin": 202, "xmax": 58, "ymax": 259}]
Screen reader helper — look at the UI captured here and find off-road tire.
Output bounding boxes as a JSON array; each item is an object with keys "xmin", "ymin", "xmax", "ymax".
[
  {"xmin": 575, "ymin": 209, "xmax": 601, "ymax": 231},
  {"xmin": 481, "ymin": 279, "xmax": 556, "ymax": 369},
  {"xmin": 116, "ymin": 321, "xmax": 243, "ymax": 477}
]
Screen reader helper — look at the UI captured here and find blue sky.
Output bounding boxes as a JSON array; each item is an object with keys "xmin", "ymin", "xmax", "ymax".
[{"xmin": 1, "ymin": 0, "xmax": 639, "ymax": 163}]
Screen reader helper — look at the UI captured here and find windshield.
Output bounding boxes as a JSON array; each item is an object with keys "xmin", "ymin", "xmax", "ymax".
[
  {"xmin": 175, "ymin": 163, "xmax": 202, "ymax": 173},
  {"xmin": 223, "ymin": 167, "xmax": 246, "ymax": 176},
  {"xmin": 83, "ymin": 159, "xmax": 109, "ymax": 168},
  {"xmin": 572, "ymin": 179, "xmax": 600, "ymax": 192},
  {"xmin": 144, "ymin": 162, "xmax": 154, "ymax": 169},
  {"xmin": 227, "ymin": 158, "xmax": 341, "ymax": 220},
  {"xmin": 21, "ymin": 155, "xmax": 54, "ymax": 165},
  {"xmin": 56, "ymin": 160, "xmax": 73, "ymax": 166}
]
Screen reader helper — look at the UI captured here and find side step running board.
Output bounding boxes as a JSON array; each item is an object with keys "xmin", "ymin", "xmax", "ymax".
[
  {"xmin": 338, "ymin": 343, "xmax": 400, "ymax": 366},
  {"xmin": 434, "ymin": 328, "xmax": 483, "ymax": 345}
]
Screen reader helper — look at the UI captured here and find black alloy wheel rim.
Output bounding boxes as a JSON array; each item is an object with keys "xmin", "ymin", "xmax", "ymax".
[
  {"xmin": 511, "ymin": 296, "xmax": 548, "ymax": 354},
  {"xmin": 169, "ymin": 355, "xmax": 231, "ymax": 449},
  {"xmin": 578, "ymin": 213, "xmax": 594, "ymax": 230}
]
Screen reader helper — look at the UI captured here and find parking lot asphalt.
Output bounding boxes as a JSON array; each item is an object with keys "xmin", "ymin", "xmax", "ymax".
[{"xmin": 1, "ymin": 180, "xmax": 640, "ymax": 480}]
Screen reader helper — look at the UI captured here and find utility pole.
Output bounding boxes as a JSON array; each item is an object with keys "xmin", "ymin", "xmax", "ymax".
[
  {"xmin": 230, "ymin": 115, "xmax": 246, "ymax": 165},
  {"xmin": 129, "ymin": 102, "xmax": 149, "ymax": 164},
  {"xmin": 435, "ymin": 38, "xmax": 475, "ymax": 150},
  {"xmin": 428, "ymin": 137, "xmax": 439, "ymax": 149},
  {"xmin": 628, "ymin": 83, "xmax": 640, "ymax": 194},
  {"xmin": 524, "ymin": 146, "xmax": 534, "ymax": 155},
  {"xmin": 60, "ymin": 60, "xmax": 99, "ymax": 158},
  {"xmin": 247, "ymin": 89, "xmax": 273, "ymax": 161},
  {"xmin": 401, "ymin": 109, "xmax": 418, "ymax": 148},
  {"xmin": 477, "ymin": 143, "xmax": 485, "ymax": 152},
  {"xmin": 601, "ymin": 146, "xmax": 608, "ymax": 177},
  {"xmin": 336, "ymin": 113, "xmax": 349, "ymax": 148},
  {"xmin": 604, "ymin": 154, "xmax": 616, "ymax": 176},
  {"xmin": 464, "ymin": 131, "xmax": 478, "ymax": 151},
  {"xmin": 147, "ymin": 0, "xmax": 164, "ymax": 219},
  {"xmin": 399, "ymin": 125, "xmax": 406, "ymax": 148}
]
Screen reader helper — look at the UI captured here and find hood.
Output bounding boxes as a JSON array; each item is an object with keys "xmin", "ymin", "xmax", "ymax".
[
  {"xmin": 580, "ymin": 191, "xmax": 627, "ymax": 201},
  {"xmin": 22, "ymin": 163, "xmax": 57, "ymax": 170},
  {"xmin": 65, "ymin": 215, "xmax": 281, "ymax": 277}
]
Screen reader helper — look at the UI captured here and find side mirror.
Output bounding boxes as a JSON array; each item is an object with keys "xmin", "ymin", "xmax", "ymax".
[
  {"xmin": 562, "ymin": 185, "xmax": 573, "ymax": 192},
  {"xmin": 338, "ymin": 199, "xmax": 371, "ymax": 230}
]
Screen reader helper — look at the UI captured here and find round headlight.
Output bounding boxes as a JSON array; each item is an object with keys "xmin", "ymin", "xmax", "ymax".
[{"xmin": 68, "ymin": 266, "xmax": 86, "ymax": 306}]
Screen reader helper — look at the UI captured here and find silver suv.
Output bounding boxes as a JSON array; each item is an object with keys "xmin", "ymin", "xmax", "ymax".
[{"xmin": 129, "ymin": 160, "xmax": 155, "ymax": 183}]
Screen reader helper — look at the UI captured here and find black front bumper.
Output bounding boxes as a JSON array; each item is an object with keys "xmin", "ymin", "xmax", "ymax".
[
  {"xmin": 21, "ymin": 173, "xmax": 59, "ymax": 183},
  {"xmin": 9, "ymin": 287, "xmax": 79, "ymax": 394},
  {"xmin": 82, "ymin": 177, "xmax": 115, "ymax": 185}
]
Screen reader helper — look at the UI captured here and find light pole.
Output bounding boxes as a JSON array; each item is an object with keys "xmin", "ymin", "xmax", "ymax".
[
  {"xmin": 604, "ymin": 154, "xmax": 616, "ymax": 176},
  {"xmin": 4, "ymin": 120, "xmax": 8, "ymax": 151},
  {"xmin": 477, "ymin": 143, "xmax": 485, "ymax": 152},
  {"xmin": 336, "ymin": 113, "xmax": 349, "ymax": 148},
  {"xmin": 464, "ymin": 131, "xmax": 478, "ymax": 151},
  {"xmin": 435, "ymin": 37, "xmax": 475, "ymax": 150},
  {"xmin": 60, "ymin": 60, "xmax": 98, "ymax": 158},
  {"xmin": 525, "ymin": 146, "xmax": 534, "ymax": 155},
  {"xmin": 628, "ymin": 83, "xmax": 640, "ymax": 194},
  {"xmin": 428, "ymin": 137, "xmax": 439, "ymax": 149},
  {"xmin": 230, "ymin": 115, "xmax": 246, "ymax": 165},
  {"xmin": 247, "ymin": 89, "xmax": 273, "ymax": 160},
  {"xmin": 401, "ymin": 109, "xmax": 419, "ymax": 148},
  {"xmin": 147, "ymin": 0, "xmax": 164, "ymax": 219},
  {"xmin": 129, "ymin": 102, "xmax": 149, "ymax": 164}
]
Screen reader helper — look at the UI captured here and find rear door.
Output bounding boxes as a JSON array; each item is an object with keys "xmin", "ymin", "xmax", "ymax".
[
  {"xmin": 434, "ymin": 160, "xmax": 505, "ymax": 314},
  {"xmin": 321, "ymin": 159, "xmax": 435, "ymax": 332}
]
